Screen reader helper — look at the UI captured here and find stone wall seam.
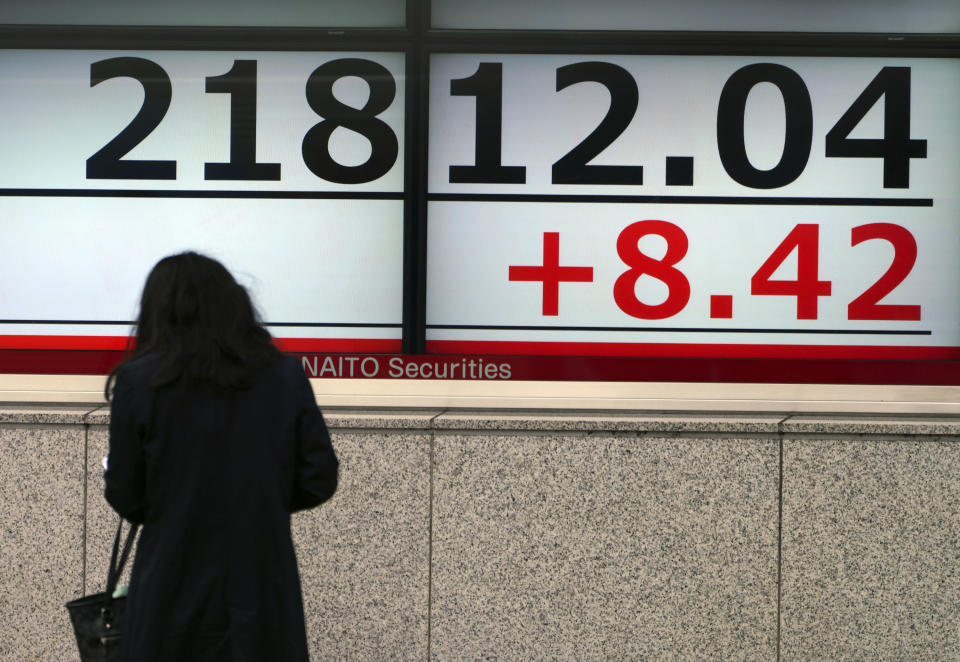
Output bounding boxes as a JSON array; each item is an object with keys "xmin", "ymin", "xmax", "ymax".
[
  {"xmin": 775, "ymin": 414, "xmax": 792, "ymax": 662},
  {"xmin": 425, "ymin": 410, "xmax": 445, "ymax": 662},
  {"xmin": 82, "ymin": 417, "xmax": 88, "ymax": 595},
  {"xmin": 780, "ymin": 432, "xmax": 960, "ymax": 445},
  {"xmin": 327, "ymin": 426, "xmax": 428, "ymax": 435},
  {"xmin": 82, "ymin": 405, "xmax": 103, "ymax": 596}
]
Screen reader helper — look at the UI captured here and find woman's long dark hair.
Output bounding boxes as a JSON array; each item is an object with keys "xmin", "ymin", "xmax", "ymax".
[{"xmin": 106, "ymin": 252, "xmax": 278, "ymax": 397}]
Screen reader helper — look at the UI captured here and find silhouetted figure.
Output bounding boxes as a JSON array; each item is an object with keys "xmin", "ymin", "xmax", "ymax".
[{"xmin": 105, "ymin": 251, "xmax": 338, "ymax": 662}]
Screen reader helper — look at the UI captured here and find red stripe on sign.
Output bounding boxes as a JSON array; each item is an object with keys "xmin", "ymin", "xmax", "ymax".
[
  {"xmin": 0, "ymin": 335, "xmax": 131, "ymax": 350},
  {"xmin": 0, "ymin": 337, "xmax": 402, "ymax": 374},
  {"xmin": 0, "ymin": 350, "xmax": 125, "ymax": 374},
  {"xmin": 425, "ymin": 340, "xmax": 960, "ymax": 360},
  {"xmin": 0, "ymin": 335, "xmax": 401, "ymax": 354}
]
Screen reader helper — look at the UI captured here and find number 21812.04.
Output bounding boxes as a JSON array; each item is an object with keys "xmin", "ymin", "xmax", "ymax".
[
  {"xmin": 613, "ymin": 221, "xmax": 921, "ymax": 321},
  {"xmin": 86, "ymin": 57, "xmax": 399, "ymax": 184}
]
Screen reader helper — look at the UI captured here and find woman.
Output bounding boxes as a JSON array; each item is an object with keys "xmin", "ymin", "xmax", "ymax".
[{"xmin": 104, "ymin": 252, "xmax": 338, "ymax": 662}]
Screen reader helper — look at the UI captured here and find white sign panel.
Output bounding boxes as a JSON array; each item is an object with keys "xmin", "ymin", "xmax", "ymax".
[
  {"xmin": 430, "ymin": 0, "xmax": 960, "ymax": 33},
  {"xmin": 0, "ymin": 50, "xmax": 405, "ymax": 353},
  {"xmin": 427, "ymin": 54, "xmax": 960, "ymax": 359}
]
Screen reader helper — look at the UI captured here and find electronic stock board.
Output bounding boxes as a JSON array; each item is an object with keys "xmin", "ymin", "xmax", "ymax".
[{"xmin": 2, "ymin": 45, "xmax": 959, "ymax": 384}]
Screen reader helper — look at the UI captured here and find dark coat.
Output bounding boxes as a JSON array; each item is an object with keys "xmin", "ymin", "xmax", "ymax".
[{"xmin": 105, "ymin": 354, "xmax": 338, "ymax": 662}]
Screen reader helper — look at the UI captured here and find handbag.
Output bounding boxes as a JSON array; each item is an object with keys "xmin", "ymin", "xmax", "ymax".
[{"xmin": 65, "ymin": 515, "xmax": 140, "ymax": 661}]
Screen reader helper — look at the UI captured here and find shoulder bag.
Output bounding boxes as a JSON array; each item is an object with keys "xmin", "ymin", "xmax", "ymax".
[{"xmin": 65, "ymin": 515, "xmax": 139, "ymax": 661}]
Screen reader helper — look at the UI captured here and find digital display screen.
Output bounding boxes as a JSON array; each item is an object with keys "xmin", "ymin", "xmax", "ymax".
[
  {"xmin": 0, "ymin": 50, "xmax": 406, "ymax": 363},
  {"xmin": 427, "ymin": 54, "xmax": 960, "ymax": 363},
  {"xmin": 3, "ymin": 47, "xmax": 959, "ymax": 384}
]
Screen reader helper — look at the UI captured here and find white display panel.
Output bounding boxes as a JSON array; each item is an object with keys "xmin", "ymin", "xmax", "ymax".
[
  {"xmin": 0, "ymin": 50, "xmax": 405, "ymax": 353},
  {"xmin": 0, "ymin": 0, "xmax": 406, "ymax": 27},
  {"xmin": 427, "ymin": 54, "xmax": 960, "ymax": 359},
  {"xmin": 431, "ymin": 0, "xmax": 960, "ymax": 33}
]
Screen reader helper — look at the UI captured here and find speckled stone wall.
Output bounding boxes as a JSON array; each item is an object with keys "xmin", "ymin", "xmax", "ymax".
[
  {"xmin": 0, "ymin": 407, "xmax": 94, "ymax": 662},
  {"xmin": 429, "ymin": 413, "xmax": 782, "ymax": 662},
  {"xmin": 780, "ymin": 417, "xmax": 960, "ymax": 662},
  {"xmin": 0, "ymin": 407, "xmax": 958, "ymax": 662},
  {"xmin": 291, "ymin": 411, "xmax": 431, "ymax": 661}
]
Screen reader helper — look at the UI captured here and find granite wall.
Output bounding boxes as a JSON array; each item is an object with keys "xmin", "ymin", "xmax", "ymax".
[{"xmin": 0, "ymin": 406, "xmax": 957, "ymax": 661}]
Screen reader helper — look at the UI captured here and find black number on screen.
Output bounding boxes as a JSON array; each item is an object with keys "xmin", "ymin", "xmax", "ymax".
[
  {"xmin": 205, "ymin": 60, "xmax": 280, "ymax": 181},
  {"xmin": 301, "ymin": 58, "xmax": 398, "ymax": 184},
  {"xmin": 717, "ymin": 63, "xmax": 812, "ymax": 189},
  {"xmin": 825, "ymin": 67, "xmax": 926, "ymax": 188},
  {"xmin": 552, "ymin": 62, "xmax": 643, "ymax": 185},
  {"xmin": 449, "ymin": 62, "xmax": 526, "ymax": 184},
  {"xmin": 87, "ymin": 57, "xmax": 176, "ymax": 180}
]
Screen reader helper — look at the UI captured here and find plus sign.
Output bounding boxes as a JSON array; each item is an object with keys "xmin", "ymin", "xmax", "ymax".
[{"xmin": 509, "ymin": 232, "xmax": 594, "ymax": 316}]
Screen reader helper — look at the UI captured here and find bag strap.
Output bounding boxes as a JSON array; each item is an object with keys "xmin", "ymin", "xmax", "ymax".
[{"xmin": 105, "ymin": 514, "xmax": 140, "ymax": 598}]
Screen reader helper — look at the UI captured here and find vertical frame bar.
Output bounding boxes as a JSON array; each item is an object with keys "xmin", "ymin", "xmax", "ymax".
[{"xmin": 403, "ymin": 0, "xmax": 430, "ymax": 353}]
